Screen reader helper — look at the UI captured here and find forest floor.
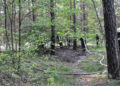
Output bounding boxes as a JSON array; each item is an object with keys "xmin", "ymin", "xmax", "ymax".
[
  {"xmin": 55, "ymin": 46, "xmax": 120, "ymax": 86},
  {"xmin": 55, "ymin": 46, "xmax": 108, "ymax": 86},
  {"xmin": 0, "ymin": 46, "xmax": 120, "ymax": 86}
]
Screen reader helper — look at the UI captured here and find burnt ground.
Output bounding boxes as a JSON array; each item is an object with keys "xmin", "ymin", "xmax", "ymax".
[{"xmin": 55, "ymin": 46, "xmax": 87, "ymax": 62}]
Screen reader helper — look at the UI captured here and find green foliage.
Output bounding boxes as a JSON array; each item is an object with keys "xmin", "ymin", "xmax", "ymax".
[
  {"xmin": 0, "ymin": 65, "xmax": 9, "ymax": 72},
  {"xmin": 0, "ymin": 53, "xmax": 12, "ymax": 63},
  {"xmin": 0, "ymin": 0, "xmax": 105, "ymax": 85}
]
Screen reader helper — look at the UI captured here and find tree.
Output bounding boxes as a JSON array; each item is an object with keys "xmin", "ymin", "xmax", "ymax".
[
  {"xmin": 67, "ymin": 0, "xmax": 72, "ymax": 47},
  {"xmin": 32, "ymin": 0, "xmax": 36, "ymax": 21},
  {"xmin": 50, "ymin": 0, "xmax": 55, "ymax": 55},
  {"xmin": 73, "ymin": 0, "xmax": 77, "ymax": 50},
  {"xmin": 82, "ymin": 1, "xmax": 88, "ymax": 32},
  {"xmin": 18, "ymin": 0, "xmax": 22, "ymax": 70},
  {"xmin": 3, "ymin": 0, "xmax": 10, "ymax": 50},
  {"xmin": 10, "ymin": 0, "xmax": 14, "ymax": 52},
  {"xmin": 91, "ymin": 0, "xmax": 104, "ymax": 46},
  {"xmin": 102, "ymin": 0, "xmax": 120, "ymax": 79}
]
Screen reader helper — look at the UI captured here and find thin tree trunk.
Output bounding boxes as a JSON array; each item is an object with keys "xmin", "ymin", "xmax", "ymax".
[
  {"xmin": 70, "ymin": 0, "xmax": 72, "ymax": 20},
  {"xmin": 102, "ymin": 0, "xmax": 120, "ymax": 79},
  {"xmin": 67, "ymin": 0, "xmax": 72, "ymax": 47},
  {"xmin": 83, "ymin": 1, "xmax": 86, "ymax": 32},
  {"xmin": 18, "ymin": 0, "xmax": 21, "ymax": 70},
  {"xmin": 32, "ymin": 0, "xmax": 36, "ymax": 21},
  {"xmin": 73, "ymin": 0, "xmax": 77, "ymax": 50},
  {"xmin": 91, "ymin": 0, "xmax": 103, "ymax": 35},
  {"xmin": 10, "ymin": 0, "xmax": 15, "ymax": 67},
  {"xmin": 14, "ymin": 8, "xmax": 17, "ymax": 52},
  {"xmin": 11, "ymin": 0, "xmax": 14, "ymax": 52},
  {"xmin": 91, "ymin": 0, "xmax": 104, "ymax": 46},
  {"xmin": 82, "ymin": 1, "xmax": 88, "ymax": 41},
  {"xmin": 3, "ymin": 0, "xmax": 10, "ymax": 50},
  {"xmin": 50, "ymin": 0, "xmax": 55, "ymax": 55}
]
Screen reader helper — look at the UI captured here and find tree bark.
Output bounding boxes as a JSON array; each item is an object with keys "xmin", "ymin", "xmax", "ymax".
[
  {"xmin": 11, "ymin": 0, "xmax": 14, "ymax": 52},
  {"xmin": 50, "ymin": 0, "xmax": 55, "ymax": 55},
  {"xmin": 73, "ymin": 0, "xmax": 77, "ymax": 50},
  {"xmin": 18, "ymin": 0, "xmax": 22, "ymax": 70},
  {"xmin": 102, "ymin": 0, "xmax": 120, "ymax": 79},
  {"xmin": 3, "ymin": 0, "xmax": 10, "ymax": 50},
  {"xmin": 83, "ymin": 1, "xmax": 88, "ymax": 32}
]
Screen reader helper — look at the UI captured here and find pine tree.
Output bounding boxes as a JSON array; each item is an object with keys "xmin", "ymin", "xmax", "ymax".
[{"xmin": 102, "ymin": 0, "xmax": 120, "ymax": 79}]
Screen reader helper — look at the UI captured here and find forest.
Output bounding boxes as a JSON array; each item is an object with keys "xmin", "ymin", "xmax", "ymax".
[{"xmin": 0, "ymin": 0, "xmax": 120, "ymax": 86}]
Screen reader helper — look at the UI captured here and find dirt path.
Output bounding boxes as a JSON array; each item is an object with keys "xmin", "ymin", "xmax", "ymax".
[
  {"xmin": 58, "ymin": 50, "xmax": 108, "ymax": 86},
  {"xmin": 70, "ymin": 56, "xmax": 94, "ymax": 86},
  {"xmin": 71, "ymin": 56, "xmax": 89, "ymax": 86}
]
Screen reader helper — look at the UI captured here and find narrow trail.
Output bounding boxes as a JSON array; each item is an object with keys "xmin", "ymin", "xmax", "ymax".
[{"xmin": 62, "ymin": 50, "xmax": 107, "ymax": 86}]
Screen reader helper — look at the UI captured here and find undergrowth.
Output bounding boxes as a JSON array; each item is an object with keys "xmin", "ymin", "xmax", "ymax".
[{"xmin": 0, "ymin": 54, "xmax": 72, "ymax": 86}]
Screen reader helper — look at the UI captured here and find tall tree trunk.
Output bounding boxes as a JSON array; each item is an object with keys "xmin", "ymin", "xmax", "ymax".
[
  {"xmin": 3, "ymin": 0, "xmax": 10, "ymax": 50},
  {"xmin": 83, "ymin": 1, "xmax": 87, "ymax": 32},
  {"xmin": 82, "ymin": 1, "xmax": 88, "ymax": 40},
  {"xmin": 13, "ymin": 8, "xmax": 17, "ymax": 52},
  {"xmin": 11, "ymin": 0, "xmax": 14, "ymax": 52},
  {"xmin": 102, "ymin": 0, "xmax": 120, "ymax": 79},
  {"xmin": 18, "ymin": 0, "xmax": 21, "ymax": 70},
  {"xmin": 79, "ymin": 0, "xmax": 88, "ymax": 51},
  {"xmin": 50, "ymin": 0, "xmax": 55, "ymax": 55},
  {"xmin": 67, "ymin": 0, "xmax": 72, "ymax": 47},
  {"xmin": 73, "ymin": 0, "xmax": 77, "ymax": 50},
  {"xmin": 70, "ymin": 0, "xmax": 72, "ymax": 21},
  {"xmin": 9, "ymin": 0, "xmax": 15, "ymax": 68}
]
